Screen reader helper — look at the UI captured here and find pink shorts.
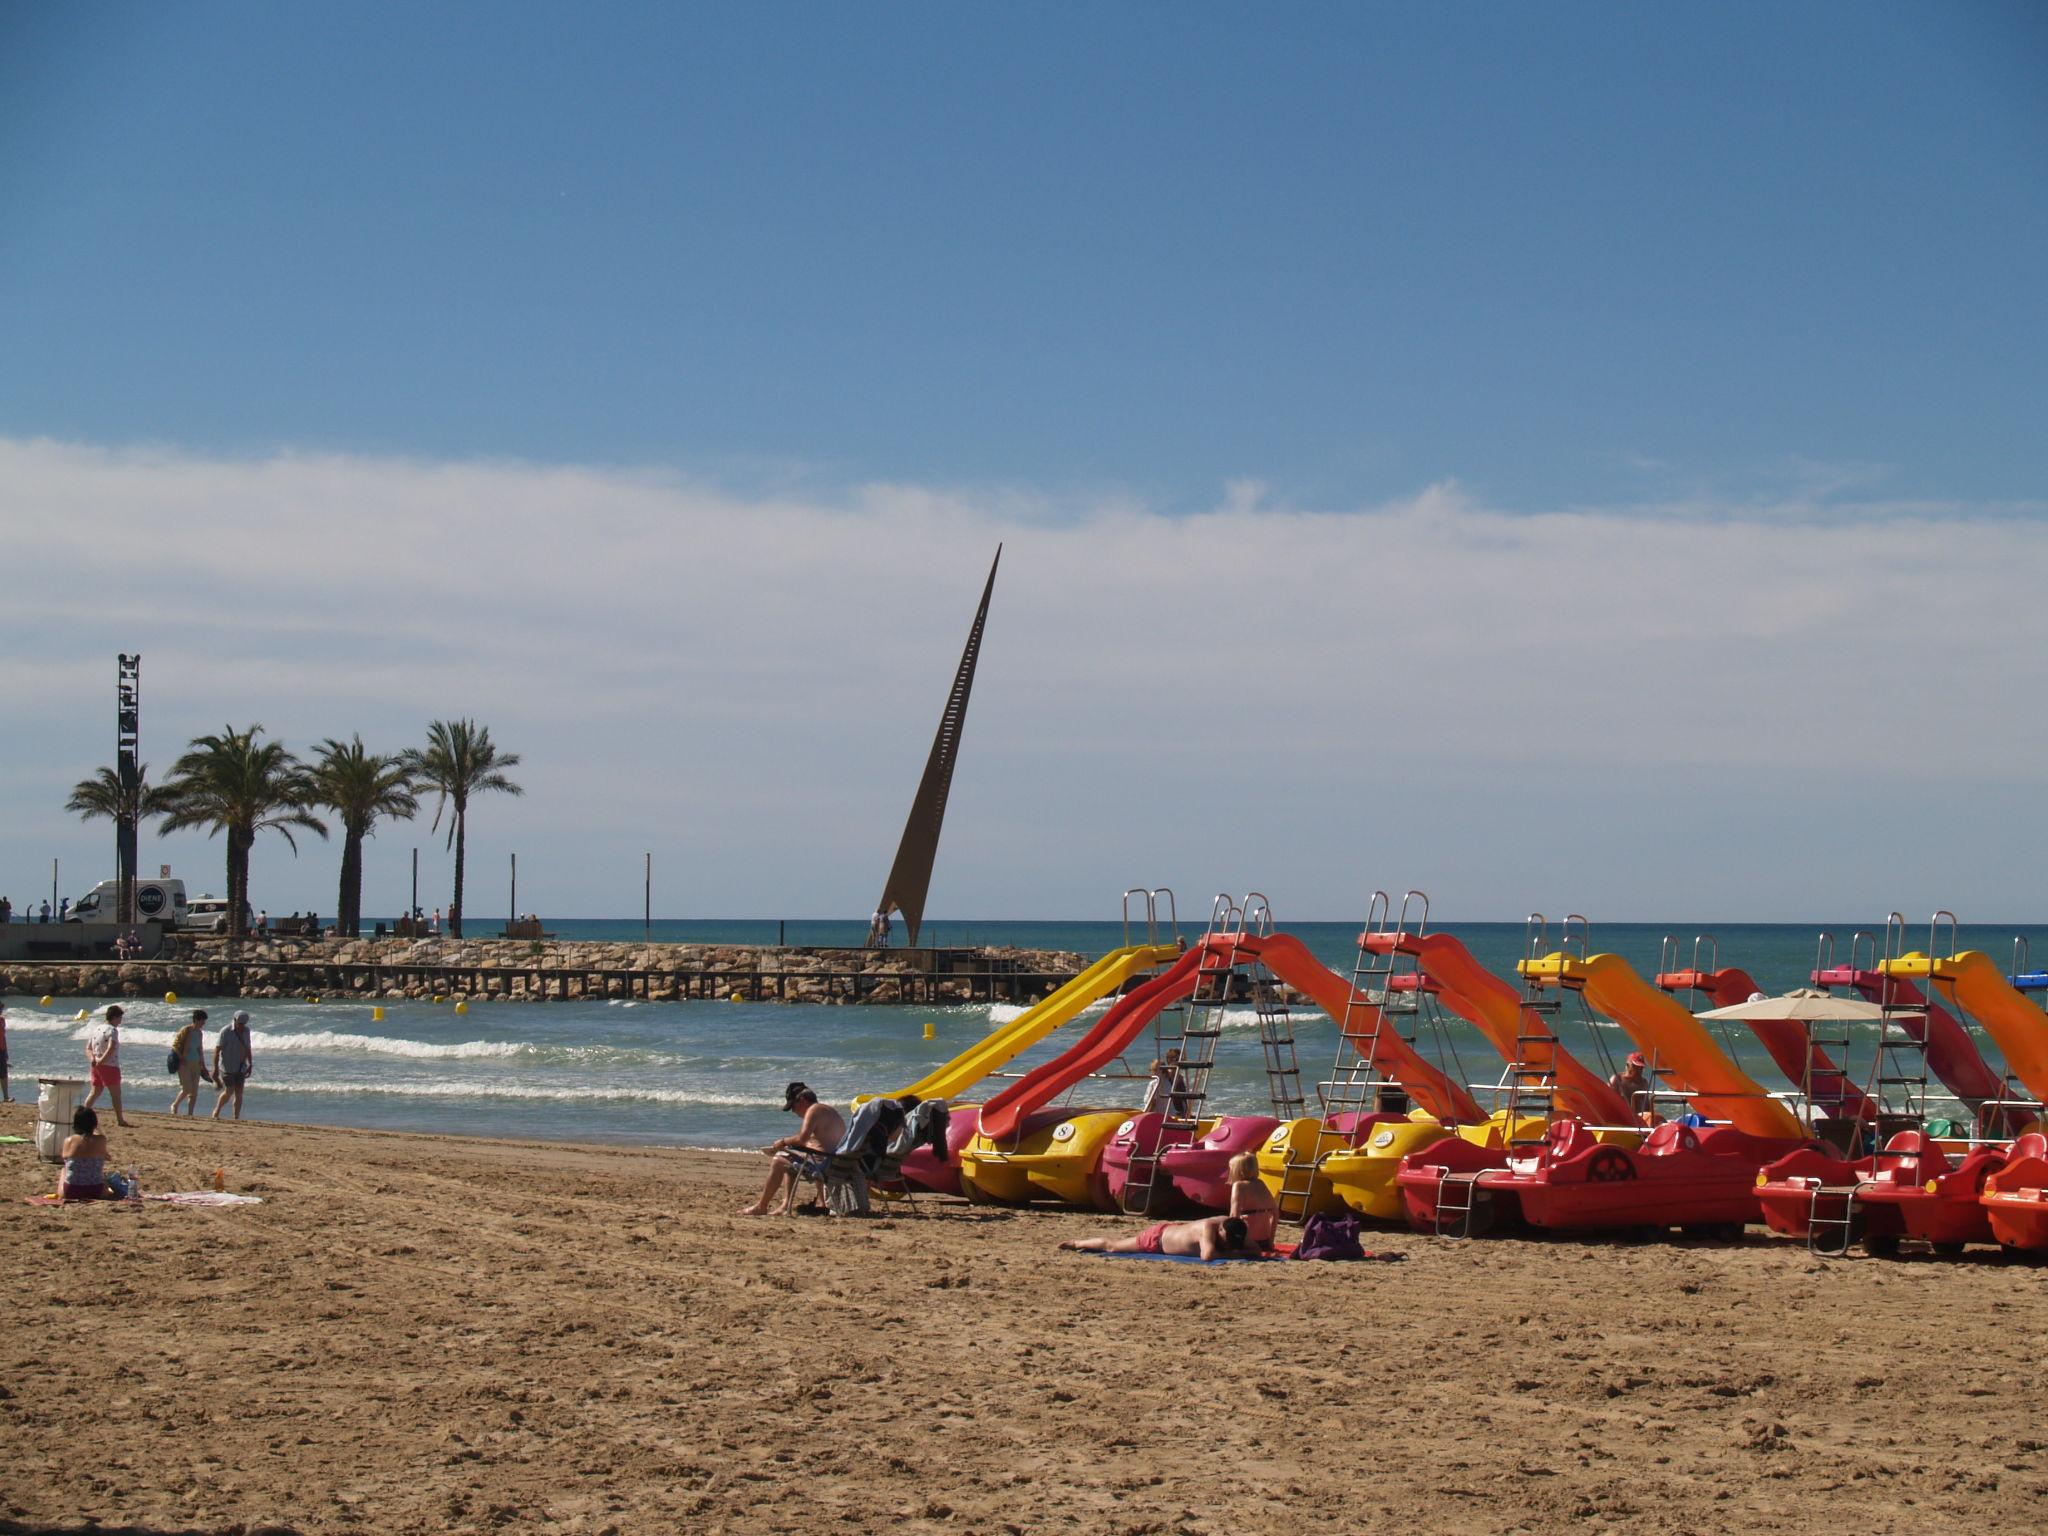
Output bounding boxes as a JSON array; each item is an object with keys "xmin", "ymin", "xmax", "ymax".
[
  {"xmin": 90, "ymin": 1062, "xmax": 121, "ymax": 1090},
  {"xmin": 1134, "ymin": 1222, "xmax": 1170, "ymax": 1254}
]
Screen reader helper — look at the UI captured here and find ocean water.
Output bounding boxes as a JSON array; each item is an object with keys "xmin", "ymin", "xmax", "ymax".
[{"xmin": 6, "ymin": 918, "xmax": 2042, "ymax": 1147}]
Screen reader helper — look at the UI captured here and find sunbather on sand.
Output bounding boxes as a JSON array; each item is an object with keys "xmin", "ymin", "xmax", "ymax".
[
  {"xmin": 738, "ymin": 1080, "xmax": 847, "ymax": 1216},
  {"xmin": 1060, "ymin": 1215, "xmax": 1251, "ymax": 1260},
  {"xmin": 1227, "ymin": 1152, "xmax": 1278, "ymax": 1248}
]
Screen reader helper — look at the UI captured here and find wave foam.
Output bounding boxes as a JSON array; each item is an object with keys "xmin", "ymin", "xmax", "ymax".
[{"xmin": 256, "ymin": 1079, "xmax": 764, "ymax": 1107}]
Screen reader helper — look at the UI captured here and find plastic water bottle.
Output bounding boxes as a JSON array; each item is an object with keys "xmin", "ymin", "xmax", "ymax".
[{"xmin": 125, "ymin": 1165, "xmax": 139, "ymax": 1199}]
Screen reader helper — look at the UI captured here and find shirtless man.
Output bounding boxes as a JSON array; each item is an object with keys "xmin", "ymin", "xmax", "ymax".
[
  {"xmin": 1059, "ymin": 1215, "xmax": 1252, "ymax": 1261},
  {"xmin": 738, "ymin": 1081, "xmax": 848, "ymax": 1216}
]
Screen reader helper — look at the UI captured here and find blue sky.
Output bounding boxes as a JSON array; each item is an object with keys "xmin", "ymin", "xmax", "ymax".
[{"xmin": 4, "ymin": 5, "xmax": 2046, "ymax": 921}]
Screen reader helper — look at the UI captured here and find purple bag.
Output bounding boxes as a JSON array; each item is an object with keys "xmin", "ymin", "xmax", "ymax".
[{"xmin": 1293, "ymin": 1211, "xmax": 1366, "ymax": 1261}]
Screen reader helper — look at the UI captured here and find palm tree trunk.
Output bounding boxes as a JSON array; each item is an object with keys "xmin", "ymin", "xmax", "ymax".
[
  {"xmin": 227, "ymin": 828, "xmax": 251, "ymax": 949},
  {"xmin": 450, "ymin": 805, "xmax": 466, "ymax": 939},
  {"xmin": 338, "ymin": 831, "xmax": 362, "ymax": 938}
]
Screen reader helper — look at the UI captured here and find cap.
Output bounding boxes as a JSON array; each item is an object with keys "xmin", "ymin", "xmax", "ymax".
[
  {"xmin": 1626, "ymin": 1051, "xmax": 1647, "ymax": 1069},
  {"xmin": 233, "ymin": 1010, "xmax": 251, "ymax": 1025},
  {"xmin": 782, "ymin": 1081, "xmax": 812, "ymax": 1111}
]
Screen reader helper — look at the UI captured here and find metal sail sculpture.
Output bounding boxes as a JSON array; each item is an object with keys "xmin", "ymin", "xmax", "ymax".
[{"xmin": 873, "ymin": 545, "xmax": 1000, "ymax": 947}]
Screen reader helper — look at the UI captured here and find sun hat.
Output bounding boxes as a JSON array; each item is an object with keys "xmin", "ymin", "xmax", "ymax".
[{"xmin": 233, "ymin": 1010, "xmax": 250, "ymax": 1025}]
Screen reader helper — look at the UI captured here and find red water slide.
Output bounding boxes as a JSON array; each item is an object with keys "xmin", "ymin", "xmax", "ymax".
[
  {"xmin": 976, "ymin": 933, "xmax": 1484, "ymax": 1144},
  {"xmin": 1659, "ymin": 966, "xmax": 1878, "ymax": 1121},
  {"xmin": 1809, "ymin": 965, "xmax": 2004, "ymax": 1109}
]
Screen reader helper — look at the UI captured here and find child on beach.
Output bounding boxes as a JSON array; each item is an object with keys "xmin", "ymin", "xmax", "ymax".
[
  {"xmin": 57, "ymin": 1106, "xmax": 115, "ymax": 1201},
  {"xmin": 1227, "ymin": 1152, "xmax": 1278, "ymax": 1249}
]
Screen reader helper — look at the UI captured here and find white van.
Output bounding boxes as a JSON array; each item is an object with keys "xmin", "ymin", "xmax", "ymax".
[
  {"xmin": 65, "ymin": 877, "xmax": 188, "ymax": 924},
  {"xmin": 179, "ymin": 895, "xmax": 254, "ymax": 933}
]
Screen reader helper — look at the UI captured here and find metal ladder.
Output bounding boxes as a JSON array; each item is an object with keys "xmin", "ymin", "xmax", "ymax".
[
  {"xmin": 1275, "ymin": 890, "xmax": 1415, "ymax": 1221},
  {"xmin": 1868, "ymin": 913, "xmax": 1938, "ymax": 1137},
  {"xmin": 1495, "ymin": 912, "xmax": 1566, "ymax": 1148},
  {"xmin": 1118, "ymin": 892, "xmax": 1243, "ymax": 1215},
  {"xmin": 1245, "ymin": 893, "xmax": 1307, "ymax": 1122},
  {"xmin": 1120, "ymin": 886, "xmax": 1181, "ymax": 951}
]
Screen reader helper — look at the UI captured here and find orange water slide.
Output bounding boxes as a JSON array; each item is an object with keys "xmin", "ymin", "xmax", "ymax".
[
  {"xmin": 1886, "ymin": 951, "xmax": 2048, "ymax": 1106},
  {"xmin": 976, "ymin": 932, "xmax": 1484, "ymax": 1144},
  {"xmin": 1521, "ymin": 952, "xmax": 1805, "ymax": 1140},
  {"xmin": 1236, "ymin": 932, "xmax": 1484, "ymax": 1125},
  {"xmin": 1365, "ymin": 931, "xmax": 1633, "ymax": 1124}
]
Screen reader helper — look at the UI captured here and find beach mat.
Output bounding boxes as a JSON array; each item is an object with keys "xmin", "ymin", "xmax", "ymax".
[
  {"xmin": 22, "ymin": 1194, "xmax": 141, "ymax": 1207},
  {"xmin": 1087, "ymin": 1250, "xmax": 1278, "ymax": 1265},
  {"xmin": 146, "ymin": 1191, "xmax": 263, "ymax": 1206}
]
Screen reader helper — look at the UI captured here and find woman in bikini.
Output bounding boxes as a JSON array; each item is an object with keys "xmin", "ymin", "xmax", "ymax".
[{"xmin": 57, "ymin": 1106, "xmax": 115, "ymax": 1201}]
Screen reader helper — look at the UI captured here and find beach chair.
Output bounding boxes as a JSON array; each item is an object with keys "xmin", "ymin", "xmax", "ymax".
[{"xmin": 819, "ymin": 1099, "xmax": 949, "ymax": 1216}]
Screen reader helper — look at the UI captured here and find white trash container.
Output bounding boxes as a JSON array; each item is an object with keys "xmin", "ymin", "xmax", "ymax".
[{"xmin": 35, "ymin": 1077, "xmax": 86, "ymax": 1163}]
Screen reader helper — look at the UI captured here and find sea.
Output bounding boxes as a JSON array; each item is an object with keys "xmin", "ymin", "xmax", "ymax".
[{"xmin": 6, "ymin": 916, "xmax": 2042, "ymax": 1149}]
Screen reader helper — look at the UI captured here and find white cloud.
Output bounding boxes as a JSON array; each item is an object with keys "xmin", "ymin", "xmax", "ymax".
[{"xmin": 4, "ymin": 435, "xmax": 2045, "ymax": 922}]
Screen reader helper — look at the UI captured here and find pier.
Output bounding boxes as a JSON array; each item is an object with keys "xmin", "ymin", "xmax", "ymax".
[{"xmin": 0, "ymin": 937, "xmax": 1088, "ymax": 1006}]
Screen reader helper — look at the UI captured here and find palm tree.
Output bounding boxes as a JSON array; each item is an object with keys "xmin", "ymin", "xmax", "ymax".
[
  {"xmin": 65, "ymin": 761, "xmax": 175, "ymax": 827},
  {"xmin": 66, "ymin": 761, "xmax": 177, "ymax": 923},
  {"xmin": 311, "ymin": 737, "xmax": 419, "ymax": 937},
  {"xmin": 403, "ymin": 719, "xmax": 522, "ymax": 939},
  {"xmin": 158, "ymin": 725, "xmax": 327, "ymax": 943}
]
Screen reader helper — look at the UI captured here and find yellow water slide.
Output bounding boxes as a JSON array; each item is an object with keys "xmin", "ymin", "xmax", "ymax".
[
  {"xmin": 1884, "ymin": 951, "xmax": 2048, "ymax": 1105},
  {"xmin": 1519, "ymin": 952, "xmax": 1804, "ymax": 1140},
  {"xmin": 885, "ymin": 943, "xmax": 1181, "ymax": 1103}
]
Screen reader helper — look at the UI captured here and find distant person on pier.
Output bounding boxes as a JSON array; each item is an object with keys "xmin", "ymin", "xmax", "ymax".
[
  {"xmin": 431, "ymin": 907, "xmax": 441, "ymax": 935},
  {"xmin": 212, "ymin": 1010, "xmax": 255, "ymax": 1120},
  {"xmin": 738, "ymin": 1081, "xmax": 847, "ymax": 1216},
  {"xmin": 59, "ymin": 897, "xmax": 70, "ymax": 921},
  {"xmin": 83, "ymin": 1005, "xmax": 133, "ymax": 1127},
  {"xmin": 169, "ymin": 1009, "xmax": 212, "ymax": 1116},
  {"xmin": 258, "ymin": 908, "xmax": 268, "ymax": 934},
  {"xmin": 39, "ymin": 899, "xmax": 50, "ymax": 923},
  {"xmin": 0, "ymin": 895, "xmax": 12, "ymax": 923}
]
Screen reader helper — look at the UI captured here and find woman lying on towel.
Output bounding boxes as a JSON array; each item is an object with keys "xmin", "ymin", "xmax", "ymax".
[
  {"xmin": 57, "ymin": 1106, "xmax": 116, "ymax": 1201},
  {"xmin": 1060, "ymin": 1214, "xmax": 1252, "ymax": 1260}
]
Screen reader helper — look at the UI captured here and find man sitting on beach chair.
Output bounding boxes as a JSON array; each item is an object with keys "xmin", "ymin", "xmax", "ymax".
[
  {"xmin": 818, "ymin": 1096, "xmax": 950, "ymax": 1216},
  {"xmin": 738, "ymin": 1081, "xmax": 847, "ymax": 1217}
]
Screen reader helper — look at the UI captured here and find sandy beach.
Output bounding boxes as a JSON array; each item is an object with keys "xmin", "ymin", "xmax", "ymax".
[{"xmin": 3, "ymin": 1101, "xmax": 2043, "ymax": 1536}]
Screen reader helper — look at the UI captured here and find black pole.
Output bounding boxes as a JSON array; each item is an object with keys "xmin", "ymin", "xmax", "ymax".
[
  {"xmin": 643, "ymin": 852, "xmax": 650, "ymax": 940},
  {"xmin": 411, "ymin": 847, "xmax": 419, "ymax": 920}
]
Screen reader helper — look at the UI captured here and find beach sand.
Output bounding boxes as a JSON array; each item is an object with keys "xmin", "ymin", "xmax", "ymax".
[{"xmin": 3, "ymin": 1102, "xmax": 2042, "ymax": 1536}]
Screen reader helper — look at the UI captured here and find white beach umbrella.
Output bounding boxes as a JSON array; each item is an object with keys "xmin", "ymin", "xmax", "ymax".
[{"xmin": 1696, "ymin": 986, "xmax": 1918, "ymax": 1023}]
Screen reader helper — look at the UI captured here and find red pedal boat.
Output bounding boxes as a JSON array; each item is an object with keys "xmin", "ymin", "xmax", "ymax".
[
  {"xmin": 1852, "ymin": 1130, "xmax": 2008, "ymax": 1255},
  {"xmin": 1980, "ymin": 1132, "xmax": 2048, "ymax": 1252},
  {"xmin": 1398, "ymin": 1119, "xmax": 1804, "ymax": 1237}
]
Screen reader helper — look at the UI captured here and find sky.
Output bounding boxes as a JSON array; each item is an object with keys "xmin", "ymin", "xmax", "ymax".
[{"xmin": 3, "ymin": 3, "xmax": 2045, "ymax": 923}]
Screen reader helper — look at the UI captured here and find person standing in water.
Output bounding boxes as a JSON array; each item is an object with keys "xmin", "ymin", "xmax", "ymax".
[
  {"xmin": 169, "ymin": 1009, "xmax": 211, "ymax": 1116},
  {"xmin": 212, "ymin": 1010, "xmax": 255, "ymax": 1120},
  {"xmin": 83, "ymin": 1005, "xmax": 133, "ymax": 1127}
]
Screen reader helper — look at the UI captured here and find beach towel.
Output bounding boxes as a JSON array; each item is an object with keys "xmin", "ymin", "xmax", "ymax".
[
  {"xmin": 22, "ymin": 1193, "xmax": 140, "ymax": 1207},
  {"xmin": 145, "ymin": 1191, "xmax": 263, "ymax": 1206},
  {"xmin": 1086, "ymin": 1250, "xmax": 1278, "ymax": 1265}
]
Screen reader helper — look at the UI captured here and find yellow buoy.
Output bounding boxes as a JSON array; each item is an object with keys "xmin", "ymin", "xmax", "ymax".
[
  {"xmin": 75, "ymin": 1009, "xmax": 88, "ymax": 1022},
  {"xmin": 454, "ymin": 1000, "xmax": 468, "ymax": 1016},
  {"xmin": 371, "ymin": 1006, "xmax": 386, "ymax": 1023},
  {"xmin": 923, "ymin": 1021, "xmax": 936, "ymax": 1041},
  {"xmin": 432, "ymin": 994, "xmax": 445, "ymax": 1005},
  {"xmin": 164, "ymin": 991, "xmax": 179, "ymax": 1005},
  {"xmin": 40, "ymin": 994, "xmax": 53, "ymax": 1006},
  {"xmin": 728, "ymin": 991, "xmax": 743, "ymax": 1003}
]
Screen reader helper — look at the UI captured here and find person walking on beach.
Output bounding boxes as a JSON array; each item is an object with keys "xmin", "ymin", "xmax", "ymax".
[
  {"xmin": 169, "ymin": 1009, "xmax": 211, "ymax": 1115},
  {"xmin": 211, "ymin": 1010, "xmax": 255, "ymax": 1120},
  {"xmin": 83, "ymin": 1005, "xmax": 133, "ymax": 1126},
  {"xmin": 738, "ymin": 1081, "xmax": 847, "ymax": 1216},
  {"xmin": 0, "ymin": 998, "xmax": 12, "ymax": 1102}
]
